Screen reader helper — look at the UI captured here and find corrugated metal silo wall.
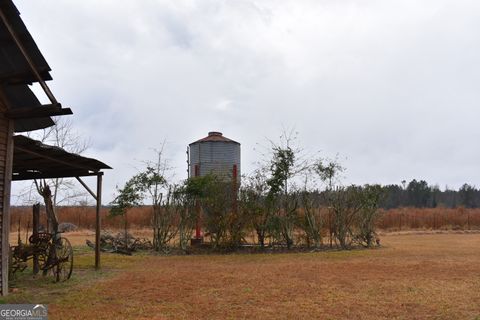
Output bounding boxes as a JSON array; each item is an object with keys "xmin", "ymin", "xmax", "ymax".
[{"xmin": 189, "ymin": 141, "xmax": 240, "ymax": 182}]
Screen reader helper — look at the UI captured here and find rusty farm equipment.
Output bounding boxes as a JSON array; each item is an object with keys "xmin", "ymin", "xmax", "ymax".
[{"xmin": 10, "ymin": 231, "xmax": 73, "ymax": 282}]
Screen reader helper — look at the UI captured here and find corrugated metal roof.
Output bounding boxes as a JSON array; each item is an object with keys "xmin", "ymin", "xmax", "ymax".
[
  {"xmin": 190, "ymin": 132, "xmax": 240, "ymax": 145},
  {"xmin": 0, "ymin": 0, "xmax": 51, "ymax": 84},
  {"xmin": 12, "ymin": 135, "xmax": 111, "ymax": 181},
  {"xmin": 0, "ymin": 0, "xmax": 71, "ymax": 132},
  {"xmin": 3, "ymin": 84, "xmax": 54, "ymax": 131}
]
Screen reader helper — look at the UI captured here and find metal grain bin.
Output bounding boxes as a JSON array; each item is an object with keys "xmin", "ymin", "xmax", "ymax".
[{"xmin": 188, "ymin": 132, "xmax": 240, "ymax": 183}]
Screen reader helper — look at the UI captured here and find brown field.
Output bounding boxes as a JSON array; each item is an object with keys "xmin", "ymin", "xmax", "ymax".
[
  {"xmin": 10, "ymin": 206, "xmax": 480, "ymax": 233},
  {"xmin": 378, "ymin": 207, "xmax": 480, "ymax": 231},
  {"xmin": 3, "ymin": 232, "xmax": 480, "ymax": 319},
  {"xmin": 10, "ymin": 206, "xmax": 152, "ymax": 231}
]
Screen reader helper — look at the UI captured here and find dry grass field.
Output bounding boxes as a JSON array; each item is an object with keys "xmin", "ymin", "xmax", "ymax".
[
  {"xmin": 10, "ymin": 206, "xmax": 480, "ymax": 232},
  {"xmin": 3, "ymin": 232, "xmax": 480, "ymax": 319}
]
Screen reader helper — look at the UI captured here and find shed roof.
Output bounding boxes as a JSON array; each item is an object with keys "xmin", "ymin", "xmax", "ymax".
[
  {"xmin": 3, "ymin": 84, "xmax": 54, "ymax": 131},
  {"xmin": 0, "ymin": 0, "xmax": 51, "ymax": 84},
  {"xmin": 190, "ymin": 131, "xmax": 240, "ymax": 145},
  {"xmin": 0, "ymin": 0, "xmax": 72, "ymax": 132},
  {"xmin": 12, "ymin": 135, "xmax": 111, "ymax": 181}
]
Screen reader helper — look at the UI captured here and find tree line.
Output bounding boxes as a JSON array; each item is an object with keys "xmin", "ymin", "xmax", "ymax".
[
  {"xmin": 285, "ymin": 180, "xmax": 480, "ymax": 210},
  {"xmin": 378, "ymin": 180, "xmax": 480, "ymax": 209}
]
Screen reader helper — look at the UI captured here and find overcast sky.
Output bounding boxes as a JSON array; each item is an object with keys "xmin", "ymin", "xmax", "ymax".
[{"xmin": 11, "ymin": 0, "xmax": 480, "ymax": 203}]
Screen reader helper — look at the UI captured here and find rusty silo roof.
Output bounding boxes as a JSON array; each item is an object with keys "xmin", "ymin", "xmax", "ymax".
[{"xmin": 190, "ymin": 132, "xmax": 240, "ymax": 145}]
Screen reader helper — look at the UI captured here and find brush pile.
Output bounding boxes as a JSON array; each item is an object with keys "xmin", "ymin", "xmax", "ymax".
[{"xmin": 86, "ymin": 231, "xmax": 153, "ymax": 255}]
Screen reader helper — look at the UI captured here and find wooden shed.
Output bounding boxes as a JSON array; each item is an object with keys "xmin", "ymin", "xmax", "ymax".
[{"xmin": 0, "ymin": 0, "xmax": 109, "ymax": 295}]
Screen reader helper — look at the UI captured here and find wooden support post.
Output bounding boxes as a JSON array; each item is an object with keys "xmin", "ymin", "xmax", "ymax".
[
  {"xmin": 32, "ymin": 203, "xmax": 40, "ymax": 275},
  {"xmin": 95, "ymin": 173, "xmax": 102, "ymax": 270},
  {"xmin": 1, "ymin": 118, "xmax": 14, "ymax": 295}
]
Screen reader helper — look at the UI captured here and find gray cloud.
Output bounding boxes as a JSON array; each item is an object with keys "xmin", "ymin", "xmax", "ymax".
[{"xmin": 12, "ymin": 0, "xmax": 480, "ymax": 202}]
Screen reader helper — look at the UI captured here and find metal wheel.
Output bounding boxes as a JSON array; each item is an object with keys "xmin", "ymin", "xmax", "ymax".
[
  {"xmin": 37, "ymin": 244, "xmax": 51, "ymax": 275},
  {"xmin": 54, "ymin": 237, "xmax": 73, "ymax": 282}
]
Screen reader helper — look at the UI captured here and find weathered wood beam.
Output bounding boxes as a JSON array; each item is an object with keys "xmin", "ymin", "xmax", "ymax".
[
  {"xmin": 0, "ymin": 72, "xmax": 52, "ymax": 84},
  {"xmin": 0, "ymin": 117, "xmax": 13, "ymax": 296},
  {"xmin": 95, "ymin": 173, "xmax": 103, "ymax": 270},
  {"xmin": 12, "ymin": 171, "xmax": 99, "ymax": 181},
  {"xmin": 6, "ymin": 104, "xmax": 72, "ymax": 119},
  {"xmin": 75, "ymin": 176, "xmax": 97, "ymax": 201}
]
